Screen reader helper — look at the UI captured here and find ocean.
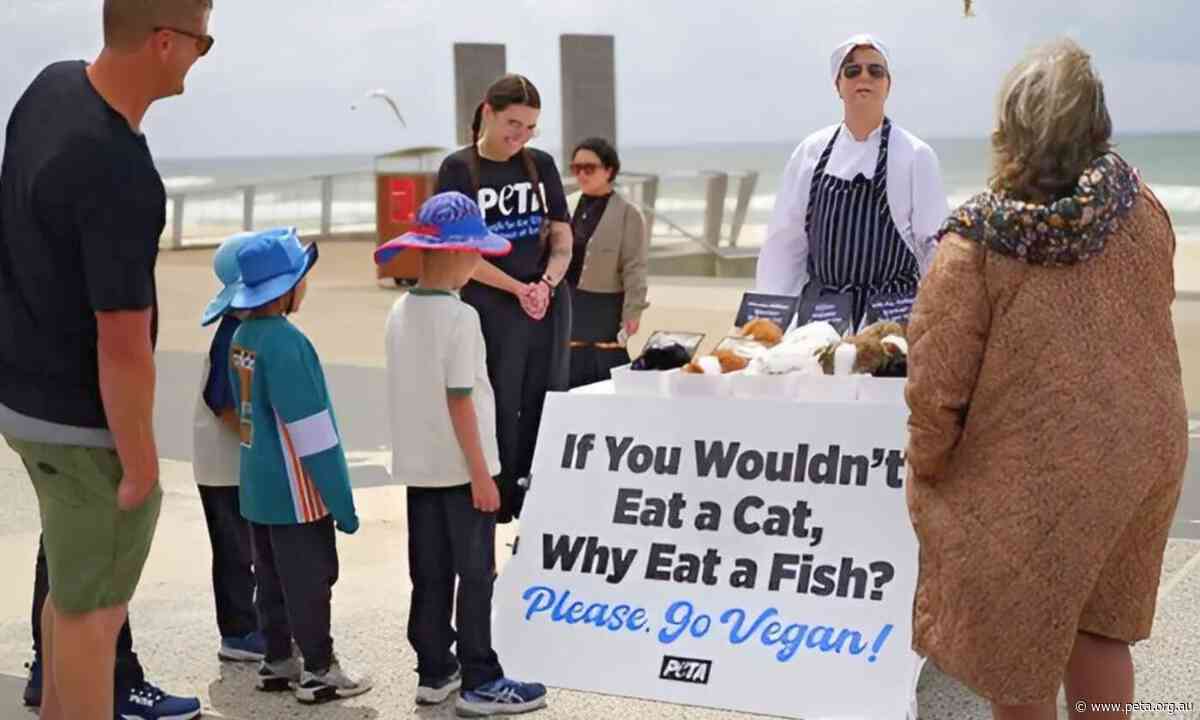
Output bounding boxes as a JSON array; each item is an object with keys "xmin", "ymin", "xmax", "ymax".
[{"xmin": 155, "ymin": 133, "xmax": 1200, "ymax": 246}]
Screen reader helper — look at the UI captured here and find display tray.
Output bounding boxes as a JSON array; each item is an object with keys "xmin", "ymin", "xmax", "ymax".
[{"xmin": 602, "ymin": 365, "xmax": 907, "ymax": 405}]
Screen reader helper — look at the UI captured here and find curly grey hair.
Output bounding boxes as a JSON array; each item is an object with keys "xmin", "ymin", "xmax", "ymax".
[{"xmin": 990, "ymin": 37, "xmax": 1113, "ymax": 203}]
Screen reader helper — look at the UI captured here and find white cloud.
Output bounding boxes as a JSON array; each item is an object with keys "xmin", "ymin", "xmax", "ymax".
[{"xmin": 0, "ymin": 0, "xmax": 1196, "ymax": 159}]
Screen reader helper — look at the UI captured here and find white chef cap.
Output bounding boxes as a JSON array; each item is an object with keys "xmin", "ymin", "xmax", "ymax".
[{"xmin": 830, "ymin": 34, "xmax": 892, "ymax": 81}]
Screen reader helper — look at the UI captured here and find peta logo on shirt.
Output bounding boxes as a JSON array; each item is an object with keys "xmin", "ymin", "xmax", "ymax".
[{"xmin": 477, "ymin": 182, "xmax": 546, "ymax": 217}]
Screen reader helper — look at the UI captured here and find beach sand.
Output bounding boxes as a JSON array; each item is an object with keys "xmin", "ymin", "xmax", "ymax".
[{"xmin": 156, "ymin": 239, "xmax": 1200, "ymax": 411}]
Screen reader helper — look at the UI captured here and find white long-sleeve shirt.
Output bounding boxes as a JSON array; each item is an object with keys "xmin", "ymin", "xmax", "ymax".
[{"xmin": 756, "ymin": 122, "xmax": 949, "ymax": 296}]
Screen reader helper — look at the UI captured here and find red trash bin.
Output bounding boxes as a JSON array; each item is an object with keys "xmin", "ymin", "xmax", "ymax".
[{"xmin": 374, "ymin": 146, "xmax": 446, "ymax": 284}]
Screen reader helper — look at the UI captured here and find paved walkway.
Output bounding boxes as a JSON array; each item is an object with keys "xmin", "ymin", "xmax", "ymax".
[
  {"xmin": 0, "ymin": 240, "xmax": 1197, "ymax": 719},
  {"xmin": 1, "ymin": 440, "xmax": 1197, "ymax": 720}
]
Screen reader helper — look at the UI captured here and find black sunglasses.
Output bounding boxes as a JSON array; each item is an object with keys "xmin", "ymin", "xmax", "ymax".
[
  {"xmin": 842, "ymin": 63, "xmax": 888, "ymax": 80},
  {"xmin": 154, "ymin": 26, "xmax": 214, "ymax": 56},
  {"xmin": 570, "ymin": 162, "xmax": 602, "ymax": 175}
]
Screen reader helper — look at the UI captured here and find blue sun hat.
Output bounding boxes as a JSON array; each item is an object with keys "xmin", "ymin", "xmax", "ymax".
[
  {"xmin": 200, "ymin": 231, "xmax": 260, "ymax": 326},
  {"xmin": 374, "ymin": 191, "xmax": 511, "ymax": 265},
  {"xmin": 229, "ymin": 227, "xmax": 319, "ymax": 310}
]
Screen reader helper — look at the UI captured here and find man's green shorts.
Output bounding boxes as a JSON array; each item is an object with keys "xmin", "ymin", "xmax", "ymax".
[{"xmin": 6, "ymin": 436, "xmax": 161, "ymax": 614}]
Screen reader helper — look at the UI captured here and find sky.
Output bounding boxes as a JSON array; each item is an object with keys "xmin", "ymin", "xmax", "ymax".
[{"xmin": 1, "ymin": 0, "xmax": 1197, "ymax": 159}]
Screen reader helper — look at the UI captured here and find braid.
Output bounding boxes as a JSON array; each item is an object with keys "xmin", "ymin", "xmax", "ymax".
[{"xmin": 469, "ymin": 101, "xmax": 484, "ymax": 194}]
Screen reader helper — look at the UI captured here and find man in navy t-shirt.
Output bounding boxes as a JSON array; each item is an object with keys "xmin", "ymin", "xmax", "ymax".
[{"xmin": 0, "ymin": 1, "xmax": 213, "ymax": 718}]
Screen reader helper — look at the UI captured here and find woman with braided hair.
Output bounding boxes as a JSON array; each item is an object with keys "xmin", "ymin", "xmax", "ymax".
[{"xmin": 434, "ymin": 74, "xmax": 573, "ymax": 523}]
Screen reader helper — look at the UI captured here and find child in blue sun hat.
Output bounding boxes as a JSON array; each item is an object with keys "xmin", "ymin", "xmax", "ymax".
[
  {"xmin": 194, "ymin": 230, "xmax": 267, "ymax": 665},
  {"xmin": 378, "ymin": 191, "xmax": 548, "ymax": 716},
  {"xmin": 374, "ymin": 190, "xmax": 512, "ymax": 262},
  {"xmin": 226, "ymin": 228, "xmax": 372, "ymax": 705}
]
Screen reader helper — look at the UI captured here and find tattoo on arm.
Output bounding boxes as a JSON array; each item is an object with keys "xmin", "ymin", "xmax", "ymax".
[
  {"xmin": 549, "ymin": 222, "xmax": 572, "ymax": 255},
  {"xmin": 543, "ymin": 222, "xmax": 573, "ymax": 284}
]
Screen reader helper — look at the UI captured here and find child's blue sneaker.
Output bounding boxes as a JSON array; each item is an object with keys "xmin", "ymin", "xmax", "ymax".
[
  {"xmin": 455, "ymin": 677, "xmax": 547, "ymax": 717},
  {"xmin": 218, "ymin": 631, "xmax": 266, "ymax": 662}
]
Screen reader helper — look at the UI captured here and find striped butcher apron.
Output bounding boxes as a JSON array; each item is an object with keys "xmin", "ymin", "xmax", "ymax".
[{"xmin": 804, "ymin": 117, "xmax": 920, "ymax": 328}]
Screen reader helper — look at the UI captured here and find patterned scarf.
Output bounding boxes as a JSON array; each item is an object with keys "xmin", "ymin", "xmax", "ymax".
[{"xmin": 938, "ymin": 153, "xmax": 1140, "ymax": 266}]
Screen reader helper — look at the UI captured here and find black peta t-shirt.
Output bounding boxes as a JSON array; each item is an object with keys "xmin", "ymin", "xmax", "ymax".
[
  {"xmin": 0, "ymin": 61, "xmax": 164, "ymax": 431},
  {"xmin": 436, "ymin": 146, "xmax": 570, "ymax": 281}
]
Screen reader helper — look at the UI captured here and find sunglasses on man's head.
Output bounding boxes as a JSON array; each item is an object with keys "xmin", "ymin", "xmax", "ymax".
[
  {"xmin": 154, "ymin": 26, "xmax": 214, "ymax": 56},
  {"xmin": 570, "ymin": 162, "xmax": 602, "ymax": 176},
  {"xmin": 842, "ymin": 63, "xmax": 887, "ymax": 80}
]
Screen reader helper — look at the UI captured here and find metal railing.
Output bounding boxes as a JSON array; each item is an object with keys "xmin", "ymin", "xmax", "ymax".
[
  {"xmin": 162, "ymin": 169, "xmax": 761, "ymax": 255},
  {"xmin": 162, "ymin": 172, "xmax": 377, "ymax": 249},
  {"xmin": 613, "ymin": 171, "xmax": 760, "ymax": 256}
]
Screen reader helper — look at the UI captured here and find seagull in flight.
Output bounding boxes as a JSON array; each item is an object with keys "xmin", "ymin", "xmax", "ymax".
[{"xmin": 352, "ymin": 89, "xmax": 406, "ymax": 128}]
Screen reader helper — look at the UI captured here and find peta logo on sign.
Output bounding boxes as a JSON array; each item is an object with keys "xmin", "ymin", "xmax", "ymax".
[{"xmin": 659, "ymin": 656, "xmax": 712, "ymax": 685}]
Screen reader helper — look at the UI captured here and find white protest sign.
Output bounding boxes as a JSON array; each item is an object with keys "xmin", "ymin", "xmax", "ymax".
[{"xmin": 495, "ymin": 393, "xmax": 921, "ymax": 720}]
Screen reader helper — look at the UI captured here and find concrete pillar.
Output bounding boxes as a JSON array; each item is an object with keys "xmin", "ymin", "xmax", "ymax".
[
  {"xmin": 559, "ymin": 34, "xmax": 616, "ymax": 166},
  {"xmin": 454, "ymin": 43, "xmax": 507, "ymax": 147}
]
